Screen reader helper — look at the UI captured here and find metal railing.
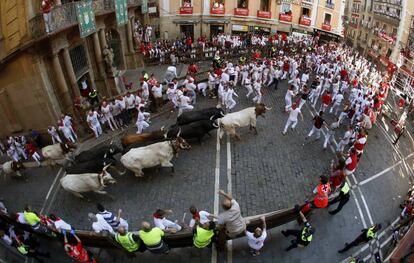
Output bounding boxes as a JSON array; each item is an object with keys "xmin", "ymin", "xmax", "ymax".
[
  {"xmin": 28, "ymin": 0, "xmax": 145, "ymax": 39},
  {"xmin": 325, "ymin": 2, "xmax": 335, "ymax": 9}
]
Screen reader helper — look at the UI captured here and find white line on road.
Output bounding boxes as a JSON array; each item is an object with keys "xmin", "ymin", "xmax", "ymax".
[
  {"xmin": 226, "ymin": 134, "xmax": 233, "ymax": 263},
  {"xmin": 211, "ymin": 129, "xmax": 221, "ymax": 263},
  {"xmin": 40, "ymin": 168, "xmax": 63, "ymax": 214}
]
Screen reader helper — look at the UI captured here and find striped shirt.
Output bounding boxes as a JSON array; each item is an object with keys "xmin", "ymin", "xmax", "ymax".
[{"xmin": 98, "ymin": 211, "xmax": 119, "ymax": 228}]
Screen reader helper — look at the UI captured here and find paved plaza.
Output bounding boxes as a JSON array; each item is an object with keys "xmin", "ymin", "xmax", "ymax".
[{"xmin": 0, "ymin": 65, "xmax": 413, "ymax": 263}]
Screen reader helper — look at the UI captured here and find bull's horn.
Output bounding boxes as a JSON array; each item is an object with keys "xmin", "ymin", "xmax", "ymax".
[
  {"xmin": 160, "ymin": 125, "xmax": 165, "ymax": 131},
  {"xmin": 265, "ymin": 106, "xmax": 272, "ymax": 110},
  {"xmin": 212, "ymin": 121, "xmax": 219, "ymax": 128},
  {"xmin": 177, "ymin": 129, "xmax": 181, "ymax": 138},
  {"xmin": 220, "ymin": 111, "xmax": 225, "ymax": 117},
  {"xmin": 103, "ymin": 163, "xmax": 111, "ymax": 171},
  {"xmin": 163, "ymin": 128, "xmax": 170, "ymax": 139},
  {"xmin": 210, "ymin": 115, "xmax": 215, "ymax": 120}
]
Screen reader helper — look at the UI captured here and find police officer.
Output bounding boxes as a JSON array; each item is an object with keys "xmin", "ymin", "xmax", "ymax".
[
  {"xmin": 328, "ymin": 181, "xmax": 351, "ymax": 215},
  {"xmin": 193, "ymin": 221, "xmax": 216, "ymax": 249},
  {"xmin": 88, "ymin": 89, "xmax": 99, "ymax": 106},
  {"xmin": 281, "ymin": 210, "xmax": 314, "ymax": 251},
  {"xmin": 338, "ymin": 224, "xmax": 382, "ymax": 253},
  {"xmin": 115, "ymin": 226, "xmax": 145, "ymax": 253}
]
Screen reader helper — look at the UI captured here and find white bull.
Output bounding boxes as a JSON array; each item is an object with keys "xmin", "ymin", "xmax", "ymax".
[
  {"xmin": 120, "ymin": 137, "xmax": 191, "ymax": 177},
  {"xmin": 42, "ymin": 142, "xmax": 76, "ymax": 166},
  {"xmin": 215, "ymin": 103, "xmax": 271, "ymax": 140},
  {"xmin": 60, "ymin": 164, "xmax": 116, "ymax": 198}
]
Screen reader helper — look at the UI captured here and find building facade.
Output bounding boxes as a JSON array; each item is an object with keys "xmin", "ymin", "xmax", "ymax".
[
  {"xmin": 158, "ymin": 0, "xmax": 345, "ymax": 40},
  {"xmin": 344, "ymin": 0, "xmax": 414, "ymax": 96},
  {"xmin": 0, "ymin": 0, "xmax": 151, "ymax": 137}
]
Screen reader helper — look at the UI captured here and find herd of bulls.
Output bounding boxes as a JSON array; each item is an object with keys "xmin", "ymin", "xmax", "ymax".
[{"xmin": 1, "ymin": 104, "xmax": 270, "ymax": 198}]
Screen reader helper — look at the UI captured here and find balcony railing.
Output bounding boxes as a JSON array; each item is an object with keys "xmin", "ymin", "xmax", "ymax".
[
  {"xmin": 325, "ymin": 2, "xmax": 335, "ymax": 9},
  {"xmin": 28, "ymin": 0, "xmax": 145, "ymax": 39},
  {"xmin": 373, "ymin": 0, "xmax": 402, "ymax": 7}
]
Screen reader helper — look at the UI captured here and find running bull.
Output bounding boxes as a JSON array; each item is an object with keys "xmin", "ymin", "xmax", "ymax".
[
  {"xmin": 214, "ymin": 103, "xmax": 271, "ymax": 140},
  {"xmin": 1, "ymin": 161, "xmax": 25, "ymax": 177},
  {"xmin": 177, "ymin": 107, "xmax": 225, "ymax": 125},
  {"xmin": 42, "ymin": 142, "xmax": 77, "ymax": 165},
  {"xmin": 60, "ymin": 164, "xmax": 116, "ymax": 198},
  {"xmin": 120, "ymin": 135, "xmax": 191, "ymax": 177}
]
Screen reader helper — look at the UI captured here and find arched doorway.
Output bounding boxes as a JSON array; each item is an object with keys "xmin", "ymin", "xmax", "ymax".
[{"xmin": 106, "ymin": 29, "xmax": 124, "ymax": 69}]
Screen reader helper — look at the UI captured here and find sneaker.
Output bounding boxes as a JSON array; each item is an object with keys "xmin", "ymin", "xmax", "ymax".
[{"xmin": 282, "ymin": 131, "xmax": 286, "ymax": 135}]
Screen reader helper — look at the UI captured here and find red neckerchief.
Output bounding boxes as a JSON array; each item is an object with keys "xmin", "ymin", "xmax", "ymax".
[
  {"xmin": 153, "ymin": 213, "xmax": 163, "ymax": 219},
  {"xmin": 192, "ymin": 212, "xmax": 200, "ymax": 220}
]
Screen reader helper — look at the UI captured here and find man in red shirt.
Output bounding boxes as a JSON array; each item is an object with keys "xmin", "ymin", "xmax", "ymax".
[
  {"xmin": 41, "ymin": 0, "xmax": 53, "ymax": 34},
  {"xmin": 306, "ymin": 111, "xmax": 325, "ymax": 140},
  {"xmin": 344, "ymin": 148, "xmax": 358, "ymax": 176},
  {"xmin": 64, "ymin": 230, "xmax": 97, "ymax": 263},
  {"xmin": 320, "ymin": 91, "xmax": 332, "ymax": 113},
  {"xmin": 26, "ymin": 142, "xmax": 42, "ymax": 167}
]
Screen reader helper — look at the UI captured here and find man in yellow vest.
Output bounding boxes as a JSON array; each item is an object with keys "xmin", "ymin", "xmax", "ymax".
[
  {"xmin": 193, "ymin": 221, "xmax": 216, "ymax": 249},
  {"xmin": 115, "ymin": 226, "xmax": 145, "ymax": 253},
  {"xmin": 338, "ymin": 224, "xmax": 382, "ymax": 253},
  {"xmin": 328, "ymin": 181, "xmax": 350, "ymax": 215},
  {"xmin": 138, "ymin": 221, "xmax": 169, "ymax": 254},
  {"xmin": 23, "ymin": 205, "xmax": 41, "ymax": 231},
  {"xmin": 281, "ymin": 211, "xmax": 314, "ymax": 251}
]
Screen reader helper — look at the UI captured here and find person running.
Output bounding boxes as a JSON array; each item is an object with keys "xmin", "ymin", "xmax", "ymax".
[
  {"xmin": 282, "ymin": 103, "xmax": 304, "ymax": 135},
  {"xmin": 305, "ymin": 111, "xmax": 325, "ymax": 141},
  {"xmin": 328, "ymin": 181, "xmax": 351, "ymax": 215},
  {"xmin": 338, "ymin": 224, "xmax": 382, "ymax": 253}
]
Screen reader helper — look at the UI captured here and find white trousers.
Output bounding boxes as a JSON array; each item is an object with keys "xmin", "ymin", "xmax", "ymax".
[
  {"xmin": 105, "ymin": 115, "xmax": 118, "ymax": 131},
  {"xmin": 32, "ymin": 152, "xmax": 42, "ymax": 166},
  {"xmin": 307, "ymin": 126, "xmax": 321, "ymax": 139},
  {"xmin": 51, "ymin": 134, "xmax": 62, "ymax": 144},
  {"xmin": 245, "ymin": 85, "xmax": 253, "ymax": 98},
  {"xmin": 136, "ymin": 121, "xmax": 149, "ymax": 134},
  {"xmin": 91, "ymin": 124, "xmax": 103, "ymax": 138},
  {"xmin": 323, "ymin": 132, "xmax": 335, "ymax": 149},
  {"xmin": 283, "ymin": 119, "xmax": 298, "ymax": 133},
  {"xmin": 43, "ymin": 13, "xmax": 52, "ymax": 33},
  {"xmin": 178, "ymin": 105, "xmax": 194, "ymax": 116},
  {"xmin": 299, "ymin": 98, "xmax": 306, "ymax": 110},
  {"xmin": 17, "ymin": 148, "xmax": 27, "ymax": 160},
  {"xmin": 336, "ymin": 140, "xmax": 349, "ymax": 152},
  {"xmin": 161, "ymin": 218, "xmax": 182, "ymax": 231},
  {"xmin": 226, "ymin": 98, "xmax": 236, "ymax": 110},
  {"xmin": 285, "ymin": 97, "xmax": 292, "ymax": 111}
]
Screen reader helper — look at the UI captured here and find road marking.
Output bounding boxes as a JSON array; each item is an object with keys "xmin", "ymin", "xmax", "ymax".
[
  {"xmin": 211, "ymin": 129, "xmax": 221, "ymax": 263},
  {"xmin": 226, "ymin": 134, "xmax": 233, "ymax": 263},
  {"xmin": 40, "ymin": 168, "xmax": 63, "ymax": 214},
  {"xmin": 358, "ymin": 152, "xmax": 414, "ymax": 186}
]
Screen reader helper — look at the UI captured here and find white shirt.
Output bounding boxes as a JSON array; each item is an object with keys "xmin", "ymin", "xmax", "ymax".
[
  {"xmin": 101, "ymin": 104, "xmax": 112, "ymax": 117},
  {"xmin": 246, "ymin": 229, "xmax": 267, "ymax": 250},
  {"xmin": 152, "ymin": 85, "xmax": 163, "ymax": 98},
  {"xmin": 285, "ymin": 90, "xmax": 294, "ymax": 100},
  {"xmin": 179, "ymin": 95, "xmax": 191, "ymax": 107},
  {"xmin": 87, "ymin": 112, "xmax": 100, "ymax": 126},
  {"xmin": 63, "ymin": 116, "xmax": 72, "ymax": 127},
  {"xmin": 116, "ymin": 99, "xmax": 126, "ymax": 110},
  {"xmin": 125, "ymin": 95, "xmax": 135, "ymax": 109},
  {"xmin": 189, "ymin": 211, "xmax": 211, "ymax": 228},
  {"xmin": 334, "ymin": 93, "xmax": 344, "ymax": 104},
  {"xmin": 53, "ymin": 219, "xmax": 72, "ymax": 233},
  {"xmin": 92, "ymin": 214, "xmax": 114, "ymax": 233},
  {"xmin": 288, "ymin": 108, "xmax": 301, "ymax": 121}
]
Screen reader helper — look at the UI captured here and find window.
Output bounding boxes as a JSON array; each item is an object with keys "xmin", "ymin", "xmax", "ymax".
[
  {"xmin": 324, "ymin": 13, "xmax": 332, "ymax": 24},
  {"xmin": 212, "ymin": 0, "xmax": 224, "ymax": 9},
  {"xmin": 302, "ymin": 7, "xmax": 310, "ymax": 17},
  {"xmin": 237, "ymin": 0, "xmax": 248, "ymax": 8},
  {"xmin": 182, "ymin": 0, "xmax": 192, "ymax": 7},
  {"xmin": 326, "ymin": 0, "xmax": 334, "ymax": 4},
  {"xmin": 69, "ymin": 45, "xmax": 88, "ymax": 78},
  {"xmin": 260, "ymin": 0, "xmax": 270, "ymax": 11},
  {"xmin": 281, "ymin": 3, "xmax": 291, "ymax": 14}
]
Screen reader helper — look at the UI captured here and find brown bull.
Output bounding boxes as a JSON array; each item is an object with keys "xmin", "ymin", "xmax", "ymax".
[{"xmin": 121, "ymin": 128, "xmax": 166, "ymax": 148}]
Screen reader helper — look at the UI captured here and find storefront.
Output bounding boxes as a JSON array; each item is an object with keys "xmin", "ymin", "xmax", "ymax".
[
  {"xmin": 210, "ymin": 24, "xmax": 225, "ymax": 36},
  {"xmin": 231, "ymin": 24, "xmax": 249, "ymax": 34},
  {"xmin": 180, "ymin": 24, "xmax": 194, "ymax": 39},
  {"xmin": 313, "ymin": 29, "xmax": 341, "ymax": 42},
  {"xmin": 250, "ymin": 26, "xmax": 271, "ymax": 35}
]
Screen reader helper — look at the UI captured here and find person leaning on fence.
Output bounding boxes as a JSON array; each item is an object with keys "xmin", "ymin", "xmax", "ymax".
[
  {"xmin": 63, "ymin": 229, "xmax": 97, "ymax": 263},
  {"xmin": 193, "ymin": 220, "xmax": 216, "ymax": 249},
  {"xmin": 115, "ymin": 226, "xmax": 146, "ymax": 253},
  {"xmin": 138, "ymin": 221, "xmax": 169, "ymax": 254}
]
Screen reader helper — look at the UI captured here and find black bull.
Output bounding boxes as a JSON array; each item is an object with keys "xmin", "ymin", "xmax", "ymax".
[
  {"xmin": 176, "ymin": 107, "xmax": 224, "ymax": 125},
  {"xmin": 124, "ymin": 119, "xmax": 218, "ymax": 152},
  {"xmin": 74, "ymin": 145, "xmax": 123, "ymax": 163},
  {"xmin": 65, "ymin": 158, "xmax": 117, "ymax": 174}
]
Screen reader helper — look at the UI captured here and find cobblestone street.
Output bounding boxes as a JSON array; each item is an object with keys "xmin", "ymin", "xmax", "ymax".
[{"xmin": 1, "ymin": 70, "xmax": 413, "ymax": 262}]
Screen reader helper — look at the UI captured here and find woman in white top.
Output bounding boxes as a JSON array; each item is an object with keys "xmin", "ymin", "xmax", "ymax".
[{"xmin": 101, "ymin": 101, "xmax": 118, "ymax": 131}]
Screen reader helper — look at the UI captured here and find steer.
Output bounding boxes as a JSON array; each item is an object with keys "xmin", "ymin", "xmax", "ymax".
[
  {"xmin": 75, "ymin": 143, "xmax": 122, "ymax": 163},
  {"xmin": 177, "ymin": 107, "xmax": 225, "ymax": 125},
  {"xmin": 42, "ymin": 142, "xmax": 77, "ymax": 166},
  {"xmin": 120, "ymin": 136, "xmax": 191, "ymax": 177},
  {"xmin": 215, "ymin": 103, "xmax": 271, "ymax": 140},
  {"xmin": 121, "ymin": 127, "xmax": 166, "ymax": 148},
  {"xmin": 167, "ymin": 119, "xmax": 217, "ymax": 143},
  {"xmin": 1, "ymin": 161, "xmax": 25, "ymax": 177},
  {"xmin": 65, "ymin": 158, "xmax": 117, "ymax": 174},
  {"xmin": 60, "ymin": 164, "xmax": 116, "ymax": 198}
]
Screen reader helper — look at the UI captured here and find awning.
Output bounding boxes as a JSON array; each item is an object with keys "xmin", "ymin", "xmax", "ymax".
[
  {"xmin": 173, "ymin": 19, "xmax": 200, "ymax": 24},
  {"xmin": 203, "ymin": 19, "xmax": 230, "ymax": 24},
  {"xmin": 232, "ymin": 24, "xmax": 248, "ymax": 32}
]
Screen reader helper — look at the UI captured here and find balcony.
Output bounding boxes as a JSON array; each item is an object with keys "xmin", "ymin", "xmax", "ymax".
[
  {"xmin": 299, "ymin": 16, "xmax": 311, "ymax": 26},
  {"xmin": 179, "ymin": 6, "xmax": 193, "ymax": 14},
  {"xmin": 373, "ymin": 3, "xmax": 401, "ymax": 24},
  {"xmin": 325, "ymin": 1, "xmax": 335, "ymax": 9},
  {"xmin": 279, "ymin": 13, "xmax": 292, "ymax": 23},
  {"xmin": 28, "ymin": 0, "xmax": 145, "ymax": 39},
  {"xmin": 321, "ymin": 23, "xmax": 332, "ymax": 31},
  {"xmin": 234, "ymin": 8, "xmax": 248, "ymax": 16},
  {"xmin": 373, "ymin": 0, "xmax": 402, "ymax": 7},
  {"xmin": 211, "ymin": 6, "xmax": 225, "ymax": 15},
  {"xmin": 375, "ymin": 29, "xmax": 396, "ymax": 45},
  {"xmin": 257, "ymin": 10, "xmax": 271, "ymax": 19}
]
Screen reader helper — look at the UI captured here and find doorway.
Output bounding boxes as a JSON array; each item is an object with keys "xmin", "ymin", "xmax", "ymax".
[
  {"xmin": 210, "ymin": 24, "xmax": 224, "ymax": 38},
  {"xmin": 180, "ymin": 25, "xmax": 194, "ymax": 39}
]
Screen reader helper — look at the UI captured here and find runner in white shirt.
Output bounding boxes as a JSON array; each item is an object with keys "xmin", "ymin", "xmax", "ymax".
[
  {"xmin": 47, "ymin": 126, "xmax": 62, "ymax": 144},
  {"xmin": 101, "ymin": 101, "xmax": 118, "ymax": 131},
  {"xmin": 252, "ymin": 79, "xmax": 262, "ymax": 104},
  {"xmin": 336, "ymin": 126, "xmax": 353, "ymax": 153},
  {"xmin": 225, "ymin": 84, "xmax": 238, "ymax": 111},
  {"xmin": 86, "ymin": 110, "xmax": 102, "ymax": 139},
  {"xmin": 284, "ymin": 86, "xmax": 295, "ymax": 112},
  {"xmin": 329, "ymin": 92, "xmax": 344, "ymax": 115},
  {"xmin": 136, "ymin": 106, "xmax": 150, "ymax": 134},
  {"xmin": 245, "ymin": 216, "xmax": 267, "ymax": 256},
  {"xmin": 282, "ymin": 103, "xmax": 304, "ymax": 135},
  {"xmin": 178, "ymin": 91, "xmax": 194, "ymax": 116}
]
